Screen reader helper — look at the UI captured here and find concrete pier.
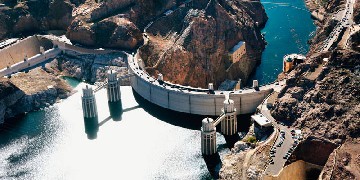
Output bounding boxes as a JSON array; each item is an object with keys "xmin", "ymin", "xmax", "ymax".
[
  {"xmin": 82, "ymin": 85, "xmax": 99, "ymax": 139},
  {"xmin": 201, "ymin": 118, "xmax": 217, "ymax": 155},
  {"xmin": 107, "ymin": 70, "xmax": 121, "ymax": 102},
  {"xmin": 221, "ymin": 99, "xmax": 237, "ymax": 136}
]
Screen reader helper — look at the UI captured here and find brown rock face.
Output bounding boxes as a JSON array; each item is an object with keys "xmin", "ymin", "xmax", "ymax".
[
  {"xmin": 66, "ymin": 0, "xmax": 176, "ymax": 50},
  {"xmin": 271, "ymin": 50, "xmax": 360, "ymax": 143},
  {"xmin": 354, "ymin": 0, "xmax": 360, "ymax": 24},
  {"xmin": 139, "ymin": 0, "xmax": 267, "ymax": 88},
  {"xmin": 0, "ymin": 0, "xmax": 75, "ymax": 39},
  {"xmin": 67, "ymin": 14, "xmax": 143, "ymax": 50},
  {"xmin": 320, "ymin": 139, "xmax": 360, "ymax": 180}
]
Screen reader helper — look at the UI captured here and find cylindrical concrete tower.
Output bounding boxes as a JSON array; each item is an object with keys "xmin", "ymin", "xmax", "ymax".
[
  {"xmin": 82, "ymin": 85, "xmax": 98, "ymax": 118},
  {"xmin": 221, "ymin": 99, "xmax": 237, "ymax": 135},
  {"xmin": 201, "ymin": 118, "xmax": 217, "ymax": 155},
  {"xmin": 107, "ymin": 70, "xmax": 121, "ymax": 102},
  {"xmin": 82, "ymin": 85, "xmax": 99, "ymax": 139}
]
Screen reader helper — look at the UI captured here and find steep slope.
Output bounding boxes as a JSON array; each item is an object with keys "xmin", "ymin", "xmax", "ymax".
[
  {"xmin": 66, "ymin": 0, "xmax": 176, "ymax": 50},
  {"xmin": 139, "ymin": 0, "xmax": 267, "ymax": 88},
  {"xmin": 0, "ymin": 0, "xmax": 75, "ymax": 39}
]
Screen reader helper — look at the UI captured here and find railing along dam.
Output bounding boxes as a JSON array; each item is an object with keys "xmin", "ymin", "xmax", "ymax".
[{"xmin": 128, "ymin": 53, "xmax": 283, "ymax": 116}]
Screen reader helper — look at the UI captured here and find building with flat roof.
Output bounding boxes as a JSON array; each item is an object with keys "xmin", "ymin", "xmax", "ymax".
[
  {"xmin": 228, "ymin": 41, "xmax": 246, "ymax": 63},
  {"xmin": 251, "ymin": 114, "xmax": 272, "ymax": 129},
  {"xmin": 283, "ymin": 54, "xmax": 306, "ymax": 73}
]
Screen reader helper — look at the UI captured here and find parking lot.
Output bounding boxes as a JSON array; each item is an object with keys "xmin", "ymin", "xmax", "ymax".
[{"xmin": 265, "ymin": 122, "xmax": 299, "ymax": 175}]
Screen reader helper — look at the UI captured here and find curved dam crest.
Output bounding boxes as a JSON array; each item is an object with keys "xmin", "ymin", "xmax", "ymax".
[{"xmin": 128, "ymin": 53, "xmax": 284, "ymax": 115}]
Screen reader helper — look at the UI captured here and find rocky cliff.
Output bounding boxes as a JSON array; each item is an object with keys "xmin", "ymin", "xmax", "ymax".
[
  {"xmin": 44, "ymin": 52, "xmax": 130, "ymax": 85},
  {"xmin": 271, "ymin": 50, "xmax": 359, "ymax": 143},
  {"xmin": 139, "ymin": 0, "xmax": 267, "ymax": 88},
  {"xmin": 66, "ymin": 0, "xmax": 176, "ymax": 50},
  {"xmin": 0, "ymin": 68, "xmax": 72, "ymax": 124},
  {"xmin": 0, "ymin": 0, "xmax": 76, "ymax": 39},
  {"xmin": 270, "ymin": 48, "xmax": 360, "ymax": 178},
  {"xmin": 1, "ymin": 0, "xmax": 267, "ymax": 84}
]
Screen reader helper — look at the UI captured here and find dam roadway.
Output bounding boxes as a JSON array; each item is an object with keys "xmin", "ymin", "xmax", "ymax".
[{"xmin": 128, "ymin": 52, "xmax": 285, "ymax": 116}]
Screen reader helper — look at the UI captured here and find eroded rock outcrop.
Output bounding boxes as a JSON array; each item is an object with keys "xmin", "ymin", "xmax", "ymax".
[
  {"xmin": 140, "ymin": 0, "xmax": 267, "ymax": 88},
  {"xmin": 270, "ymin": 49, "xmax": 359, "ymax": 179},
  {"xmin": 0, "ymin": 0, "xmax": 76, "ymax": 39},
  {"xmin": 66, "ymin": 0, "xmax": 177, "ymax": 50},
  {"xmin": 45, "ymin": 52, "xmax": 129, "ymax": 84},
  {"xmin": 0, "ymin": 68, "xmax": 72, "ymax": 124},
  {"xmin": 319, "ymin": 139, "xmax": 360, "ymax": 180},
  {"xmin": 272, "ymin": 50, "xmax": 360, "ymax": 143}
]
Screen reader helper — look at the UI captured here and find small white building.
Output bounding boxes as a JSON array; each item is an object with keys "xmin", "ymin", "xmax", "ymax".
[{"xmin": 251, "ymin": 114, "xmax": 272, "ymax": 129}]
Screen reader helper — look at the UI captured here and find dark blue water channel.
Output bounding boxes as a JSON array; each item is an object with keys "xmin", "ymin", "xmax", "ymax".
[
  {"xmin": 0, "ymin": 1, "xmax": 315, "ymax": 179},
  {"xmin": 249, "ymin": 0, "xmax": 316, "ymax": 84}
]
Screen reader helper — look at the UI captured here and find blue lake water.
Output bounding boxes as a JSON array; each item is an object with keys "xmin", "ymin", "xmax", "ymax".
[
  {"xmin": 249, "ymin": 0, "xmax": 316, "ymax": 84},
  {"xmin": 0, "ymin": 1, "xmax": 315, "ymax": 179}
]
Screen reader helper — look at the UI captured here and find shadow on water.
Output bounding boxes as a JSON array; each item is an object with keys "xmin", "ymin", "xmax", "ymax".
[
  {"xmin": 83, "ymin": 117, "xmax": 99, "ymax": 140},
  {"xmin": 132, "ymin": 89, "xmax": 206, "ymax": 130},
  {"xmin": 133, "ymin": 89, "xmax": 253, "ymax": 132},
  {"xmin": 203, "ymin": 153, "xmax": 222, "ymax": 179},
  {"xmin": 223, "ymin": 134, "xmax": 241, "ymax": 149},
  {"xmin": 108, "ymin": 101, "xmax": 123, "ymax": 121},
  {"xmin": 132, "ymin": 89, "xmax": 256, "ymax": 179},
  {"xmin": 83, "ymin": 100, "xmax": 142, "ymax": 139}
]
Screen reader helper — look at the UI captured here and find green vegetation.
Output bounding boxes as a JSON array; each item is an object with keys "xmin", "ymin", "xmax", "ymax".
[{"xmin": 245, "ymin": 135, "xmax": 257, "ymax": 144}]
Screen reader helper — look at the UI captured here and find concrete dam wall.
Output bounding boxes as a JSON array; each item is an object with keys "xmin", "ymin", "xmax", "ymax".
[
  {"xmin": 128, "ymin": 54, "xmax": 275, "ymax": 116},
  {"xmin": 0, "ymin": 36, "xmax": 53, "ymax": 70},
  {"xmin": 0, "ymin": 48, "xmax": 61, "ymax": 76}
]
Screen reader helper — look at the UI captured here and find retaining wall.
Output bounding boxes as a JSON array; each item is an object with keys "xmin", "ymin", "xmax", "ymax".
[
  {"xmin": 264, "ymin": 160, "xmax": 323, "ymax": 180},
  {"xmin": 0, "ymin": 36, "xmax": 43, "ymax": 70},
  {"xmin": 0, "ymin": 48, "xmax": 61, "ymax": 76}
]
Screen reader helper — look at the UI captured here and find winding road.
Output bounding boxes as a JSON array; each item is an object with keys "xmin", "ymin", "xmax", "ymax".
[{"xmin": 319, "ymin": 0, "xmax": 356, "ymax": 52}]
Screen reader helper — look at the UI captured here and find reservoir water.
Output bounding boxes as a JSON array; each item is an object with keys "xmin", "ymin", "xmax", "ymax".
[
  {"xmin": 249, "ymin": 0, "xmax": 316, "ymax": 84},
  {"xmin": 0, "ymin": 0, "xmax": 316, "ymax": 179}
]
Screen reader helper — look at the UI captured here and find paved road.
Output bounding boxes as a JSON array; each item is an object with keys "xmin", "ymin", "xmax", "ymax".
[
  {"xmin": 265, "ymin": 122, "xmax": 294, "ymax": 175},
  {"xmin": 260, "ymin": 101, "xmax": 295, "ymax": 175},
  {"xmin": 319, "ymin": 0, "xmax": 356, "ymax": 52}
]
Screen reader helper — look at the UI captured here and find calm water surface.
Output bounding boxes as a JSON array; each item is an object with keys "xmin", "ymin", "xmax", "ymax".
[
  {"xmin": 0, "ymin": 0, "xmax": 315, "ymax": 179},
  {"xmin": 249, "ymin": 0, "xmax": 316, "ymax": 84}
]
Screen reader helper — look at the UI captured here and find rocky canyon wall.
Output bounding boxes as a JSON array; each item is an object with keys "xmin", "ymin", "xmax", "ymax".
[{"xmin": 139, "ymin": 0, "xmax": 267, "ymax": 88}]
